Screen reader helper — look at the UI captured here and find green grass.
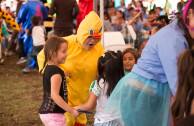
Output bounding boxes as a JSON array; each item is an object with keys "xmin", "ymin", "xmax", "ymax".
[{"xmin": 0, "ymin": 55, "xmax": 94, "ymax": 126}]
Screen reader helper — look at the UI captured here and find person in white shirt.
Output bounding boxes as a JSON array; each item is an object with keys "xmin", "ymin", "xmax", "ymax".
[
  {"xmin": 22, "ymin": 16, "xmax": 46, "ymax": 73},
  {"xmin": 74, "ymin": 51, "xmax": 124, "ymax": 126}
]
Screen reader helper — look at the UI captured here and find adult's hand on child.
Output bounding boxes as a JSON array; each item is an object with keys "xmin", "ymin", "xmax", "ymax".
[{"xmin": 65, "ymin": 72, "xmax": 71, "ymax": 78}]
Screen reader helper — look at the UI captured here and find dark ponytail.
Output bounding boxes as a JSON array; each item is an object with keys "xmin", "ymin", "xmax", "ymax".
[
  {"xmin": 97, "ymin": 50, "xmax": 124, "ymax": 96},
  {"xmin": 171, "ymin": 49, "xmax": 194, "ymax": 122}
]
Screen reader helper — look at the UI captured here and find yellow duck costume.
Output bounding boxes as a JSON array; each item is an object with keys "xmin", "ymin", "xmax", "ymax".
[{"xmin": 37, "ymin": 11, "xmax": 105, "ymax": 126}]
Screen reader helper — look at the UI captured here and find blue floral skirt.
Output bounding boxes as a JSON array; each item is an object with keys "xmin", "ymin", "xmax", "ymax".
[{"xmin": 104, "ymin": 72, "xmax": 172, "ymax": 126}]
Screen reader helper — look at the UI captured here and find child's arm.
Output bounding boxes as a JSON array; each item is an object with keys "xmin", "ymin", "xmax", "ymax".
[
  {"xmin": 51, "ymin": 74, "xmax": 80, "ymax": 117},
  {"xmin": 75, "ymin": 92, "xmax": 98, "ymax": 111},
  {"xmin": 75, "ymin": 80, "xmax": 101, "ymax": 111},
  {"xmin": 27, "ymin": 26, "xmax": 33, "ymax": 36},
  {"xmin": 191, "ymin": 99, "xmax": 194, "ymax": 115}
]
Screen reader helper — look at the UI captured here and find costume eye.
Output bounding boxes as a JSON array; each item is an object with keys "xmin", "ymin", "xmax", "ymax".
[{"xmin": 89, "ymin": 28, "xmax": 95, "ymax": 35}]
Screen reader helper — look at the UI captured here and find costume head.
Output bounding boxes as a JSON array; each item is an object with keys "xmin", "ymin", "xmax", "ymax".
[{"xmin": 76, "ymin": 11, "xmax": 102, "ymax": 49}]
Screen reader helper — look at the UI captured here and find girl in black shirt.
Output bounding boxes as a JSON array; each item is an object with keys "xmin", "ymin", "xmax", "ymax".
[{"xmin": 39, "ymin": 36, "xmax": 80, "ymax": 126}]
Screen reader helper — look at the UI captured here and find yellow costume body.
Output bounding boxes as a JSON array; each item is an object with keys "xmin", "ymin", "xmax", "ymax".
[{"xmin": 37, "ymin": 11, "xmax": 105, "ymax": 125}]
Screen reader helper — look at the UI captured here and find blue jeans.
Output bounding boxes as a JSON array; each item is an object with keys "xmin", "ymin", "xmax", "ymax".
[
  {"xmin": 1, "ymin": 37, "xmax": 9, "ymax": 50},
  {"xmin": 26, "ymin": 45, "xmax": 43, "ymax": 68}
]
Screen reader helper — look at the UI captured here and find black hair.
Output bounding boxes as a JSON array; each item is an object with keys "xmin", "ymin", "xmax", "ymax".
[
  {"xmin": 117, "ymin": 10, "xmax": 125, "ymax": 20},
  {"xmin": 172, "ymin": 49, "xmax": 194, "ymax": 122},
  {"xmin": 149, "ymin": 9, "xmax": 156, "ymax": 15},
  {"xmin": 97, "ymin": 51, "xmax": 124, "ymax": 97},
  {"xmin": 128, "ymin": 7, "xmax": 134, "ymax": 12},
  {"xmin": 6, "ymin": 6, "xmax": 10, "ymax": 10},
  {"xmin": 104, "ymin": 11, "xmax": 112, "ymax": 23},
  {"xmin": 156, "ymin": 15, "xmax": 170, "ymax": 24},
  {"xmin": 40, "ymin": 0, "xmax": 47, "ymax": 3},
  {"xmin": 31, "ymin": 16, "xmax": 41, "ymax": 26},
  {"xmin": 155, "ymin": 7, "xmax": 162, "ymax": 11}
]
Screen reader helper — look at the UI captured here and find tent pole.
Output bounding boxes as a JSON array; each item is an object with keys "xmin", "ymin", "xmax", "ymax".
[
  {"xmin": 100, "ymin": 0, "xmax": 104, "ymax": 47},
  {"xmin": 93, "ymin": 0, "xmax": 97, "ymax": 13}
]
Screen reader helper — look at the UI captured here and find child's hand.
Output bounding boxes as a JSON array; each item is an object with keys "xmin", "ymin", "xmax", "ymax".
[
  {"xmin": 19, "ymin": 28, "xmax": 24, "ymax": 34},
  {"xmin": 73, "ymin": 106, "xmax": 80, "ymax": 110},
  {"xmin": 128, "ymin": 19, "xmax": 133, "ymax": 25},
  {"xmin": 111, "ymin": 21, "xmax": 115, "ymax": 25},
  {"xmin": 71, "ymin": 108, "xmax": 81, "ymax": 117},
  {"xmin": 116, "ymin": 20, "xmax": 120, "ymax": 25},
  {"xmin": 25, "ymin": 29, "xmax": 29, "ymax": 34}
]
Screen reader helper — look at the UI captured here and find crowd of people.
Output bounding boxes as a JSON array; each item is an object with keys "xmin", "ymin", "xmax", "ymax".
[
  {"xmin": 0, "ymin": 0, "xmax": 194, "ymax": 126},
  {"xmin": 103, "ymin": 0, "xmax": 171, "ymax": 45}
]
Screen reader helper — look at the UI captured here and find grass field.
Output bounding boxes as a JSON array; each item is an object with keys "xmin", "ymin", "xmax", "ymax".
[{"xmin": 0, "ymin": 54, "xmax": 94, "ymax": 126}]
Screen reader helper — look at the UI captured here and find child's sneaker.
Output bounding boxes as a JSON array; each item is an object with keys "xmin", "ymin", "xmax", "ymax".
[
  {"xmin": 22, "ymin": 67, "xmax": 30, "ymax": 73},
  {"xmin": 16, "ymin": 57, "xmax": 27, "ymax": 64}
]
